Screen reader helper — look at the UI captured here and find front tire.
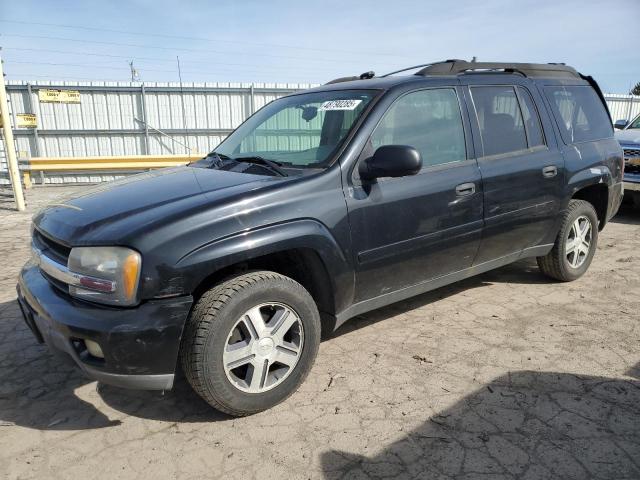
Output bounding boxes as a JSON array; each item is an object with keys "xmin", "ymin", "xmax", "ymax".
[
  {"xmin": 537, "ymin": 199, "xmax": 599, "ymax": 281},
  {"xmin": 181, "ymin": 271, "xmax": 321, "ymax": 416}
]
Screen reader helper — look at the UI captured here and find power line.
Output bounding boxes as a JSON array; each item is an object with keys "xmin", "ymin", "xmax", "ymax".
[
  {"xmin": 0, "ymin": 19, "xmax": 412, "ymax": 59},
  {"xmin": 4, "ymin": 71, "xmax": 318, "ymax": 83},
  {"xmin": 3, "ymin": 50, "xmax": 340, "ymax": 73},
  {"xmin": 2, "ymin": 72, "xmax": 134, "ymax": 82},
  {"xmin": 5, "ymin": 47, "xmax": 176, "ymax": 63},
  {"xmin": 1, "ymin": 33, "xmax": 369, "ymax": 65}
]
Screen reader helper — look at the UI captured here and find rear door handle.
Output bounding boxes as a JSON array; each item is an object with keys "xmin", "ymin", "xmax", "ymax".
[
  {"xmin": 542, "ymin": 166, "xmax": 558, "ymax": 178},
  {"xmin": 455, "ymin": 182, "xmax": 476, "ymax": 196}
]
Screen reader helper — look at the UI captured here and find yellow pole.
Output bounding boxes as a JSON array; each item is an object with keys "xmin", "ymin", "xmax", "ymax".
[{"xmin": 0, "ymin": 51, "xmax": 26, "ymax": 211}]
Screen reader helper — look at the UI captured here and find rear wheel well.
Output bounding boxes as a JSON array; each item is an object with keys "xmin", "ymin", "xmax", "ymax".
[
  {"xmin": 572, "ymin": 184, "xmax": 608, "ymax": 230},
  {"xmin": 191, "ymin": 248, "xmax": 336, "ymax": 333}
]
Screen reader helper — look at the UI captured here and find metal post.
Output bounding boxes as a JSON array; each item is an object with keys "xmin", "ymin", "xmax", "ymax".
[
  {"xmin": 176, "ymin": 56, "xmax": 189, "ymax": 153},
  {"xmin": 250, "ymin": 84, "xmax": 255, "ymax": 115},
  {"xmin": 626, "ymin": 95, "xmax": 634, "ymax": 122},
  {"xmin": 140, "ymin": 84, "xmax": 150, "ymax": 154},
  {"xmin": 0, "ymin": 51, "xmax": 26, "ymax": 211},
  {"xmin": 27, "ymin": 83, "xmax": 40, "ymax": 157}
]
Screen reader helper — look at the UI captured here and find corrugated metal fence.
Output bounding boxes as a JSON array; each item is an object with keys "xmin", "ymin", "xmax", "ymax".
[
  {"xmin": 1, "ymin": 81, "xmax": 639, "ymax": 185},
  {"xmin": 604, "ymin": 93, "xmax": 640, "ymax": 124},
  {"xmin": 0, "ymin": 80, "xmax": 316, "ymax": 184}
]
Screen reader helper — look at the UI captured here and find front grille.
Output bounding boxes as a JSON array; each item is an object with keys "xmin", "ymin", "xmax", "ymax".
[
  {"xmin": 623, "ymin": 147, "xmax": 640, "ymax": 174},
  {"xmin": 627, "ymin": 163, "xmax": 640, "ymax": 174},
  {"xmin": 624, "ymin": 148, "xmax": 640, "ymax": 160},
  {"xmin": 33, "ymin": 230, "xmax": 71, "ymax": 265},
  {"xmin": 40, "ymin": 269, "xmax": 70, "ymax": 294}
]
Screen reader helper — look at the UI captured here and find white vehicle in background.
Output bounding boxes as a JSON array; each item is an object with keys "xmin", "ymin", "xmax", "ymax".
[{"xmin": 615, "ymin": 114, "xmax": 640, "ymax": 208}]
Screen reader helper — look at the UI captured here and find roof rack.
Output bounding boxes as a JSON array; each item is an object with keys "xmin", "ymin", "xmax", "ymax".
[
  {"xmin": 415, "ymin": 60, "xmax": 580, "ymax": 79},
  {"xmin": 380, "ymin": 61, "xmax": 454, "ymax": 77},
  {"xmin": 325, "ymin": 71, "xmax": 376, "ymax": 85}
]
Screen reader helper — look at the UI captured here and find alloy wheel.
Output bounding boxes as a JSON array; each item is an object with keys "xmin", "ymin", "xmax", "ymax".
[
  {"xmin": 222, "ymin": 303, "xmax": 304, "ymax": 393},
  {"xmin": 565, "ymin": 215, "xmax": 592, "ymax": 269}
]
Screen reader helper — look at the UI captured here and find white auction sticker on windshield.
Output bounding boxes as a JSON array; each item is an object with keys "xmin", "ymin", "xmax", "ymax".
[{"xmin": 318, "ymin": 99, "xmax": 362, "ymax": 111}]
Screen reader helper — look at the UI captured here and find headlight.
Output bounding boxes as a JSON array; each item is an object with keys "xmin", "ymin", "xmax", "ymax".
[{"xmin": 67, "ymin": 246, "xmax": 141, "ymax": 306}]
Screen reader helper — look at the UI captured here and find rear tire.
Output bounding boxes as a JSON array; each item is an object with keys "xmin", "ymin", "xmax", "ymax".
[
  {"xmin": 181, "ymin": 271, "xmax": 321, "ymax": 416},
  {"xmin": 537, "ymin": 199, "xmax": 599, "ymax": 282}
]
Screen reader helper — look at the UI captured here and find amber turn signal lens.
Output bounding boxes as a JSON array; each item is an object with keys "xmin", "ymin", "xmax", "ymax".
[{"xmin": 122, "ymin": 252, "xmax": 141, "ymax": 301}]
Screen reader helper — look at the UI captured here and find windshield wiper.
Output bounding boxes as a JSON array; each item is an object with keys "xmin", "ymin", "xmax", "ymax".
[
  {"xmin": 189, "ymin": 151, "xmax": 230, "ymax": 169},
  {"xmin": 206, "ymin": 151, "xmax": 230, "ymax": 169},
  {"xmin": 232, "ymin": 156, "xmax": 288, "ymax": 177}
]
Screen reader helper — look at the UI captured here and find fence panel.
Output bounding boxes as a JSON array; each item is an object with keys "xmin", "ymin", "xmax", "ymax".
[{"xmin": 605, "ymin": 94, "xmax": 640, "ymax": 123}]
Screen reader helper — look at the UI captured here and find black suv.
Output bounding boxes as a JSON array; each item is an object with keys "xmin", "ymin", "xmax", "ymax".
[{"xmin": 17, "ymin": 61, "xmax": 623, "ymax": 416}]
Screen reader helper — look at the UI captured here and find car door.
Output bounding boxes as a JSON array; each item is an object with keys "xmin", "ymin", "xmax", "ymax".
[
  {"xmin": 461, "ymin": 78, "xmax": 565, "ymax": 264},
  {"xmin": 344, "ymin": 86, "xmax": 483, "ymax": 303}
]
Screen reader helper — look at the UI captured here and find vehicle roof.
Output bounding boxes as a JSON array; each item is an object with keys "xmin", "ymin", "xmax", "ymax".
[{"xmin": 305, "ymin": 60, "xmax": 590, "ymax": 94}]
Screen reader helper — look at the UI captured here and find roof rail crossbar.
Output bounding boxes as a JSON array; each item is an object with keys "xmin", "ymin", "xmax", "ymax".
[
  {"xmin": 380, "ymin": 60, "xmax": 465, "ymax": 77},
  {"xmin": 325, "ymin": 70, "xmax": 376, "ymax": 85},
  {"xmin": 415, "ymin": 60, "xmax": 580, "ymax": 79}
]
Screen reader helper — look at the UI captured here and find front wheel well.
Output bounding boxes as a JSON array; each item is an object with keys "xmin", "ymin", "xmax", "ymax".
[
  {"xmin": 572, "ymin": 183, "xmax": 608, "ymax": 230},
  {"xmin": 191, "ymin": 248, "xmax": 336, "ymax": 333}
]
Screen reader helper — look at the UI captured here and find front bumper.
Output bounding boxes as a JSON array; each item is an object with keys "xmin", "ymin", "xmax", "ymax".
[{"xmin": 17, "ymin": 264, "xmax": 193, "ymax": 390}]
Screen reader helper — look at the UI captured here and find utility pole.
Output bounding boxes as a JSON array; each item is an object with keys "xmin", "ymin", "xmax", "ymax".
[
  {"xmin": 129, "ymin": 60, "xmax": 139, "ymax": 82},
  {"xmin": 0, "ymin": 50, "xmax": 26, "ymax": 211}
]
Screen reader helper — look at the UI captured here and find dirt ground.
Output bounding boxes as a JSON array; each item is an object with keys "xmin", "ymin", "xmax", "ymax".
[{"xmin": 0, "ymin": 185, "xmax": 638, "ymax": 480}]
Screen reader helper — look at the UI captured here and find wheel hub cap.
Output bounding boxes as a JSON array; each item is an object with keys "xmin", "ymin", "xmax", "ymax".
[
  {"xmin": 222, "ymin": 302, "xmax": 304, "ymax": 393},
  {"xmin": 257, "ymin": 337, "xmax": 275, "ymax": 356}
]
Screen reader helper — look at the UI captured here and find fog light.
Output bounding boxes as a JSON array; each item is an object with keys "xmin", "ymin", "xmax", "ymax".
[{"xmin": 85, "ymin": 340, "xmax": 104, "ymax": 359}]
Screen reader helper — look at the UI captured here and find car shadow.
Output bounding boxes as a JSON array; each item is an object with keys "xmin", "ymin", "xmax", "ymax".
[
  {"xmin": 611, "ymin": 204, "xmax": 640, "ymax": 225},
  {"xmin": 627, "ymin": 361, "xmax": 640, "ymax": 380},
  {"xmin": 0, "ymin": 190, "xmax": 22, "ymax": 212},
  {"xmin": 0, "ymin": 298, "xmax": 229, "ymax": 431},
  {"xmin": 333, "ymin": 258, "xmax": 550, "ymax": 338},
  {"xmin": 321, "ymin": 370, "xmax": 640, "ymax": 479},
  {"xmin": 0, "ymin": 258, "xmax": 554, "ymax": 429}
]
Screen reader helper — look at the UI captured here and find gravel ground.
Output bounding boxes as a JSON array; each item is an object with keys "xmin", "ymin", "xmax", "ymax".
[{"xmin": 0, "ymin": 186, "xmax": 638, "ymax": 480}]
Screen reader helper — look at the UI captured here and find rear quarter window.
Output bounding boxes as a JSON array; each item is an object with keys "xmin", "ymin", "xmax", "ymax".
[{"xmin": 544, "ymin": 86, "xmax": 612, "ymax": 144}]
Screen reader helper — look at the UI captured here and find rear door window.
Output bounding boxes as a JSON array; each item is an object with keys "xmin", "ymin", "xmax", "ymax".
[
  {"xmin": 470, "ymin": 86, "xmax": 528, "ymax": 156},
  {"xmin": 544, "ymin": 86, "xmax": 612, "ymax": 144},
  {"xmin": 517, "ymin": 87, "xmax": 545, "ymax": 148}
]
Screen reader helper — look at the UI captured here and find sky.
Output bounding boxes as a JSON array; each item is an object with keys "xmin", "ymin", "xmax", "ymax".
[{"xmin": 1, "ymin": 0, "xmax": 639, "ymax": 93}]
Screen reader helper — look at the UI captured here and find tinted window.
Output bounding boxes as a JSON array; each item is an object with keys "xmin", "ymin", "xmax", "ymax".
[
  {"xmin": 471, "ymin": 86, "xmax": 528, "ymax": 156},
  {"xmin": 517, "ymin": 87, "xmax": 545, "ymax": 147},
  {"xmin": 370, "ymin": 88, "xmax": 466, "ymax": 168},
  {"xmin": 544, "ymin": 86, "xmax": 612, "ymax": 143}
]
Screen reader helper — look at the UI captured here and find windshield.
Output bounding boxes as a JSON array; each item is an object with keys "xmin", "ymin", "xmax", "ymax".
[{"xmin": 211, "ymin": 90, "xmax": 376, "ymax": 168}]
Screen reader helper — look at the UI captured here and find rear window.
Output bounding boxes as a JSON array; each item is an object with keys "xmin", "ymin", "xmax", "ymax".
[
  {"xmin": 544, "ymin": 86, "xmax": 612, "ymax": 144},
  {"xmin": 470, "ymin": 86, "xmax": 528, "ymax": 156}
]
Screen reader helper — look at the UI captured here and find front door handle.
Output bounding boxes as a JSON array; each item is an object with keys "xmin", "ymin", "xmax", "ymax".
[
  {"xmin": 455, "ymin": 182, "xmax": 476, "ymax": 197},
  {"xmin": 542, "ymin": 165, "xmax": 558, "ymax": 178}
]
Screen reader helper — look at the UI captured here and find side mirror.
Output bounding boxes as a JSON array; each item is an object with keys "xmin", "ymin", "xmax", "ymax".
[
  {"xmin": 359, "ymin": 145, "xmax": 422, "ymax": 181},
  {"xmin": 614, "ymin": 119, "xmax": 628, "ymax": 130}
]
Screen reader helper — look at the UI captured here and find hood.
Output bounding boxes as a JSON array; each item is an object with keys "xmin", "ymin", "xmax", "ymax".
[
  {"xmin": 615, "ymin": 128, "xmax": 640, "ymax": 145},
  {"xmin": 34, "ymin": 166, "xmax": 280, "ymax": 245}
]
